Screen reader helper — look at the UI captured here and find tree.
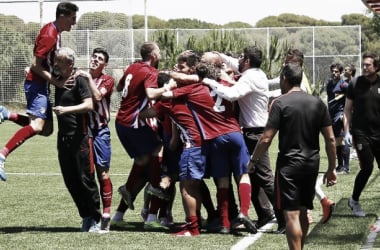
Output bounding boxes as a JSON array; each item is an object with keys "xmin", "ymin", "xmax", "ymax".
[
  {"xmin": 341, "ymin": 13, "xmax": 378, "ymax": 52},
  {"xmin": 256, "ymin": 13, "xmax": 337, "ymax": 27},
  {"xmin": 167, "ymin": 18, "xmax": 220, "ymax": 29},
  {"xmin": 222, "ymin": 22, "xmax": 253, "ymax": 28}
]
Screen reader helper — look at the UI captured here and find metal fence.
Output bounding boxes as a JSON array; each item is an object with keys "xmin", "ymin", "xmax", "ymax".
[{"xmin": 0, "ymin": 21, "xmax": 361, "ymax": 111}]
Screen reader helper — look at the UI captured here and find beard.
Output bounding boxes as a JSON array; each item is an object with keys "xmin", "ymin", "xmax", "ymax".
[{"xmin": 152, "ymin": 60, "xmax": 159, "ymax": 69}]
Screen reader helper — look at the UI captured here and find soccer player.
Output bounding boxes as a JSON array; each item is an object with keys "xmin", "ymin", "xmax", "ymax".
[
  {"xmin": 77, "ymin": 47, "xmax": 115, "ymax": 232},
  {"xmin": 112, "ymin": 42, "xmax": 175, "ymax": 230},
  {"xmin": 163, "ymin": 51, "xmax": 257, "ymax": 235},
  {"xmin": 0, "ymin": 2, "xmax": 79, "ymax": 181},
  {"xmin": 139, "ymin": 81, "xmax": 207, "ymax": 236},
  {"xmin": 202, "ymin": 46, "xmax": 283, "ymax": 232}
]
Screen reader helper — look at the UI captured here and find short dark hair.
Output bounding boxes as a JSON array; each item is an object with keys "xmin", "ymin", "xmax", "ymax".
[
  {"xmin": 195, "ymin": 62, "xmax": 219, "ymax": 80},
  {"xmin": 363, "ymin": 52, "xmax": 380, "ymax": 72},
  {"xmin": 140, "ymin": 42, "xmax": 160, "ymax": 61},
  {"xmin": 92, "ymin": 47, "xmax": 109, "ymax": 63},
  {"xmin": 177, "ymin": 50, "xmax": 201, "ymax": 67},
  {"xmin": 56, "ymin": 2, "xmax": 79, "ymax": 19},
  {"xmin": 286, "ymin": 49, "xmax": 304, "ymax": 67},
  {"xmin": 346, "ymin": 63, "xmax": 356, "ymax": 77},
  {"xmin": 243, "ymin": 46, "xmax": 263, "ymax": 68},
  {"xmin": 330, "ymin": 63, "xmax": 343, "ymax": 73},
  {"xmin": 281, "ymin": 63, "xmax": 303, "ymax": 87},
  {"xmin": 157, "ymin": 72, "xmax": 170, "ymax": 88}
]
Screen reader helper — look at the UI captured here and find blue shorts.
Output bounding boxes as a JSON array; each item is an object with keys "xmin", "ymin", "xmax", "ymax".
[
  {"xmin": 115, "ymin": 121, "xmax": 161, "ymax": 159},
  {"xmin": 92, "ymin": 126, "xmax": 111, "ymax": 168},
  {"xmin": 24, "ymin": 80, "xmax": 52, "ymax": 121},
  {"xmin": 178, "ymin": 146, "xmax": 207, "ymax": 181},
  {"xmin": 208, "ymin": 132, "xmax": 250, "ymax": 179}
]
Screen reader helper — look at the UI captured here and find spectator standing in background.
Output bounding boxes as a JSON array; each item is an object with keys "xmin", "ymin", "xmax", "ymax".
[
  {"xmin": 326, "ymin": 63, "xmax": 350, "ymax": 174},
  {"xmin": 342, "ymin": 63, "xmax": 358, "ymax": 161}
]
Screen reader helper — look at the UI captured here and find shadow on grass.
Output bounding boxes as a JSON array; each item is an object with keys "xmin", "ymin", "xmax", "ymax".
[
  {"xmin": 305, "ymin": 198, "xmax": 377, "ymax": 248},
  {"xmin": 111, "ymin": 221, "xmax": 173, "ymax": 233},
  {"xmin": 0, "ymin": 226, "xmax": 79, "ymax": 233},
  {"xmin": 111, "ymin": 221, "xmax": 255, "ymax": 237}
]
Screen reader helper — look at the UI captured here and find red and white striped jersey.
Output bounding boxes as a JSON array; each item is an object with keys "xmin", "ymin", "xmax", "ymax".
[{"xmin": 88, "ymin": 74, "xmax": 115, "ymax": 130}]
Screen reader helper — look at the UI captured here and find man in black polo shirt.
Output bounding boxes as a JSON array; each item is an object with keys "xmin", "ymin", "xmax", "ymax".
[
  {"xmin": 249, "ymin": 62, "xmax": 337, "ymax": 249},
  {"xmin": 52, "ymin": 47, "xmax": 101, "ymax": 232},
  {"xmin": 344, "ymin": 52, "xmax": 380, "ymax": 217}
]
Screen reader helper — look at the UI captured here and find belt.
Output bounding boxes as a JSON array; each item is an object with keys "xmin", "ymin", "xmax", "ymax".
[{"xmin": 242, "ymin": 127, "xmax": 265, "ymax": 134}]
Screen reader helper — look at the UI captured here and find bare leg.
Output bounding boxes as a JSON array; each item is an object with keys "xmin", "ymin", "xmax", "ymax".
[{"xmin": 284, "ymin": 207, "xmax": 308, "ymax": 250}]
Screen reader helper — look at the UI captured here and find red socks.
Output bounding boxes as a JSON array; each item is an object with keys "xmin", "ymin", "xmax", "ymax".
[
  {"xmin": 1, "ymin": 125, "xmax": 36, "ymax": 157},
  {"xmin": 238, "ymin": 183, "xmax": 251, "ymax": 216},
  {"xmin": 217, "ymin": 188, "xmax": 230, "ymax": 228},
  {"xmin": 100, "ymin": 177, "xmax": 113, "ymax": 215}
]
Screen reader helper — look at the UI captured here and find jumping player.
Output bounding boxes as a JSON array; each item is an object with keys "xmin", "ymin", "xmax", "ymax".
[{"xmin": 0, "ymin": 2, "xmax": 79, "ymax": 181}]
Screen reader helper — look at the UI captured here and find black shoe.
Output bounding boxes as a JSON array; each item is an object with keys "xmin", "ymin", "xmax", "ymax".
[
  {"xmin": 205, "ymin": 217, "xmax": 221, "ymax": 231},
  {"xmin": 336, "ymin": 165, "xmax": 349, "ymax": 175},
  {"xmin": 237, "ymin": 213, "xmax": 257, "ymax": 234},
  {"xmin": 146, "ymin": 183, "xmax": 171, "ymax": 200},
  {"xmin": 336, "ymin": 167, "xmax": 349, "ymax": 175},
  {"xmin": 255, "ymin": 213, "xmax": 276, "ymax": 228},
  {"xmin": 118, "ymin": 185, "xmax": 134, "ymax": 210},
  {"xmin": 207, "ymin": 222, "xmax": 230, "ymax": 234},
  {"xmin": 336, "ymin": 165, "xmax": 343, "ymax": 171},
  {"xmin": 274, "ymin": 226, "xmax": 286, "ymax": 234}
]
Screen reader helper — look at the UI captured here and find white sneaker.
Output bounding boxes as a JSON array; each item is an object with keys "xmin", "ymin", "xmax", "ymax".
[
  {"xmin": 0, "ymin": 156, "xmax": 7, "ymax": 181},
  {"xmin": 348, "ymin": 197, "xmax": 366, "ymax": 217},
  {"xmin": 89, "ymin": 221, "xmax": 109, "ymax": 234}
]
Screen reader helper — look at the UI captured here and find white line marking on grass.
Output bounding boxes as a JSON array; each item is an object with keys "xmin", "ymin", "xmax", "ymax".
[
  {"xmin": 231, "ymin": 222, "xmax": 276, "ymax": 250},
  {"xmin": 7, "ymin": 172, "xmax": 128, "ymax": 176},
  {"xmin": 9, "ymin": 172, "xmax": 61, "ymax": 176},
  {"xmin": 361, "ymin": 218, "xmax": 380, "ymax": 250}
]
